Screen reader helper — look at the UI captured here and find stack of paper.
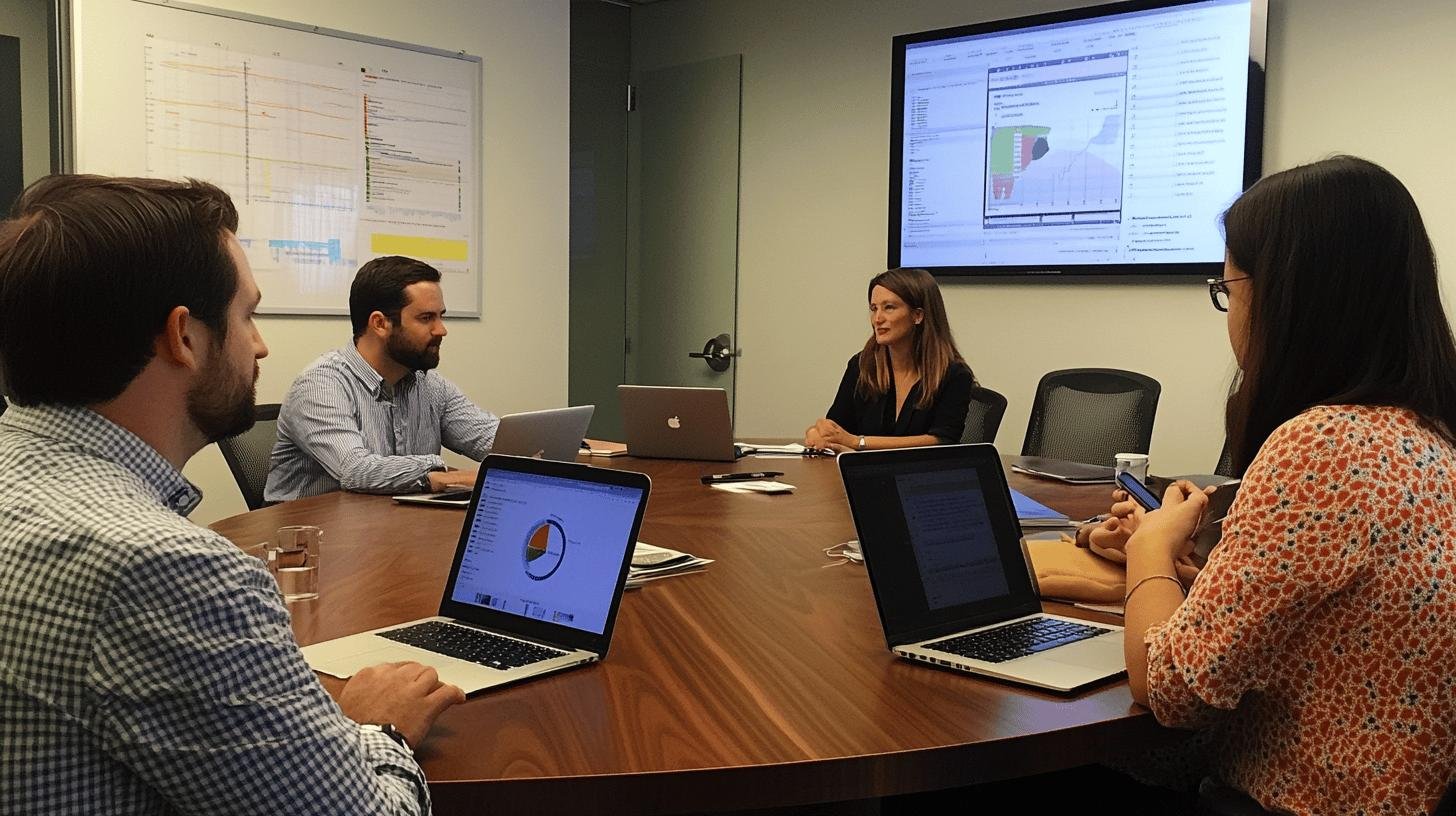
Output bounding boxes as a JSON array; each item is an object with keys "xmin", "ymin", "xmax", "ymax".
[
  {"xmin": 735, "ymin": 442, "xmax": 808, "ymax": 457},
  {"xmin": 709, "ymin": 480, "xmax": 795, "ymax": 495},
  {"xmin": 628, "ymin": 541, "xmax": 713, "ymax": 587},
  {"xmin": 1011, "ymin": 489, "xmax": 1075, "ymax": 528}
]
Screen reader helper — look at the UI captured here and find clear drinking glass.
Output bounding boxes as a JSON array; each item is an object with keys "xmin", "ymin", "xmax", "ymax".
[{"xmin": 272, "ymin": 525, "xmax": 322, "ymax": 602}]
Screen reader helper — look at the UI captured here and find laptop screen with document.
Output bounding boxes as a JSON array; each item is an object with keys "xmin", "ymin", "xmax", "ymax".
[
  {"xmin": 897, "ymin": 468, "xmax": 1011, "ymax": 610},
  {"xmin": 839, "ymin": 445, "xmax": 1042, "ymax": 646}
]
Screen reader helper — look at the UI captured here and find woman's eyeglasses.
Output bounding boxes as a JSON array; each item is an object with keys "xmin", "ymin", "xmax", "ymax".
[{"xmin": 1206, "ymin": 275, "xmax": 1250, "ymax": 312}]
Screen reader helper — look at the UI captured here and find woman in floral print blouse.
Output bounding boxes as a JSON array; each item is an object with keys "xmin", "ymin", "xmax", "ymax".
[{"xmin": 1122, "ymin": 156, "xmax": 1456, "ymax": 816}]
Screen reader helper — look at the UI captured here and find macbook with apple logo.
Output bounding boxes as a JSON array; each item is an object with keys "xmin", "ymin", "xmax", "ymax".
[{"xmin": 617, "ymin": 385, "xmax": 740, "ymax": 462}]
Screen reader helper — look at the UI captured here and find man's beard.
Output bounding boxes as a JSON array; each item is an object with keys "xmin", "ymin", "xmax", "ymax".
[
  {"xmin": 387, "ymin": 329, "xmax": 441, "ymax": 372},
  {"xmin": 188, "ymin": 354, "xmax": 258, "ymax": 443}
]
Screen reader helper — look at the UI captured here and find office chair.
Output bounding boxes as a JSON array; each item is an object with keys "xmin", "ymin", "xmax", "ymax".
[
  {"xmin": 1020, "ymin": 368, "xmax": 1161, "ymax": 467},
  {"xmin": 1214, "ymin": 438, "xmax": 1236, "ymax": 477},
  {"xmin": 218, "ymin": 403, "xmax": 281, "ymax": 511},
  {"xmin": 960, "ymin": 385, "xmax": 1008, "ymax": 444}
]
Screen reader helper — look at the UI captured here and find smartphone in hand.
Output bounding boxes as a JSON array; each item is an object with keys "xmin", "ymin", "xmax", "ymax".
[{"xmin": 1116, "ymin": 470, "xmax": 1162, "ymax": 511}]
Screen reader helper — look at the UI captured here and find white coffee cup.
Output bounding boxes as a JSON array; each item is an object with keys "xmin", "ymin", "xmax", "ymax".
[{"xmin": 1114, "ymin": 453, "xmax": 1150, "ymax": 483}]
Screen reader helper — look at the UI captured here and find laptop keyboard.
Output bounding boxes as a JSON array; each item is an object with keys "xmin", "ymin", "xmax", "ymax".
[
  {"xmin": 926, "ymin": 617, "xmax": 1112, "ymax": 664},
  {"xmin": 379, "ymin": 621, "xmax": 567, "ymax": 671}
]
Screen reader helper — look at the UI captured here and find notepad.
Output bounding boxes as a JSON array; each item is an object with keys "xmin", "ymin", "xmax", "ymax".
[
  {"xmin": 583, "ymin": 439, "xmax": 629, "ymax": 457},
  {"xmin": 1010, "ymin": 489, "xmax": 1074, "ymax": 528}
]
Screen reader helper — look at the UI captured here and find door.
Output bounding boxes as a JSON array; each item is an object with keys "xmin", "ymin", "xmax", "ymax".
[{"xmin": 629, "ymin": 55, "xmax": 741, "ymax": 414}]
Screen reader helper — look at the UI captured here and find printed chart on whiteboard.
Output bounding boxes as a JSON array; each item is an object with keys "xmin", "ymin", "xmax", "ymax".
[{"xmin": 142, "ymin": 36, "xmax": 477, "ymax": 315}]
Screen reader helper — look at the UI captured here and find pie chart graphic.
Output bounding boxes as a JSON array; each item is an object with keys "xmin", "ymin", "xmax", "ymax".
[{"xmin": 522, "ymin": 518, "xmax": 566, "ymax": 581}]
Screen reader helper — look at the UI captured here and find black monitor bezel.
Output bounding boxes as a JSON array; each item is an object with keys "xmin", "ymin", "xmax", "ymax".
[{"xmin": 887, "ymin": 0, "xmax": 1268, "ymax": 279}]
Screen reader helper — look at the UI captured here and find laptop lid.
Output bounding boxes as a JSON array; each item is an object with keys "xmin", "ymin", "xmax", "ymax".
[
  {"xmin": 838, "ymin": 444, "xmax": 1042, "ymax": 648},
  {"xmin": 491, "ymin": 405, "xmax": 595, "ymax": 461},
  {"xmin": 437, "ymin": 454, "xmax": 650, "ymax": 657},
  {"xmin": 617, "ymin": 385, "xmax": 736, "ymax": 461}
]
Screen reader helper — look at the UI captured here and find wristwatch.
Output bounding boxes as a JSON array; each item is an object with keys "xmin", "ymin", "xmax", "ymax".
[
  {"xmin": 361, "ymin": 722, "xmax": 412, "ymax": 754},
  {"xmin": 416, "ymin": 465, "xmax": 445, "ymax": 493},
  {"xmin": 857, "ymin": 436, "xmax": 866, "ymax": 451}
]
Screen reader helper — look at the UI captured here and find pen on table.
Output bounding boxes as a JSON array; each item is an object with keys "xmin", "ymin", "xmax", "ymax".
[{"xmin": 701, "ymin": 471, "xmax": 784, "ymax": 484}]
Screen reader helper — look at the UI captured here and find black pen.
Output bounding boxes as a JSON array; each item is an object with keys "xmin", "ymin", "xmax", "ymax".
[{"xmin": 701, "ymin": 471, "xmax": 783, "ymax": 484}]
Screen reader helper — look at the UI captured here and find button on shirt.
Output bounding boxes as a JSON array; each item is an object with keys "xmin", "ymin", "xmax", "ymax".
[
  {"xmin": 265, "ymin": 344, "xmax": 499, "ymax": 502},
  {"xmin": 0, "ymin": 404, "xmax": 430, "ymax": 815}
]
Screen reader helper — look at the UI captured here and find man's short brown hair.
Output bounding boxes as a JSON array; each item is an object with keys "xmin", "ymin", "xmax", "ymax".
[{"xmin": 0, "ymin": 175, "xmax": 240, "ymax": 406}]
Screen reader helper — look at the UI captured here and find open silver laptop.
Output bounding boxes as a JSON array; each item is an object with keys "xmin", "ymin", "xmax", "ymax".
[
  {"xmin": 492, "ymin": 405, "xmax": 594, "ymax": 461},
  {"xmin": 304, "ymin": 454, "xmax": 650, "ymax": 694},
  {"xmin": 618, "ymin": 385, "xmax": 738, "ymax": 462},
  {"xmin": 838, "ymin": 444, "xmax": 1124, "ymax": 693},
  {"xmin": 394, "ymin": 405, "xmax": 594, "ymax": 508}
]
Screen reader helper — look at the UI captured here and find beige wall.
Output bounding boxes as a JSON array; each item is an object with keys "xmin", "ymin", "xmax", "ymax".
[
  {"xmin": 631, "ymin": 0, "xmax": 1456, "ymax": 475},
  {"xmin": 70, "ymin": 0, "xmax": 570, "ymax": 524},
  {"xmin": 0, "ymin": 0, "xmax": 52, "ymax": 184}
]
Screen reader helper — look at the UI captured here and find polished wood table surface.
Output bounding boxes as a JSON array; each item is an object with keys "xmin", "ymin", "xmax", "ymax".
[{"xmin": 210, "ymin": 455, "xmax": 1168, "ymax": 815}]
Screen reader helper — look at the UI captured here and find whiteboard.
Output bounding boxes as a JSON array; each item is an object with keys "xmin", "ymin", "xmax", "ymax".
[{"xmin": 71, "ymin": 0, "xmax": 483, "ymax": 316}]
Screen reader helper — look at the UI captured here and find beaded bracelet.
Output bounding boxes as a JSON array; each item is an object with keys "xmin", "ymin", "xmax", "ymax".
[{"xmin": 1123, "ymin": 574, "xmax": 1185, "ymax": 606}]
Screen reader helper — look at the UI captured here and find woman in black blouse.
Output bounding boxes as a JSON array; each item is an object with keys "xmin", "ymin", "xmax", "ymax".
[{"xmin": 803, "ymin": 268, "xmax": 975, "ymax": 452}]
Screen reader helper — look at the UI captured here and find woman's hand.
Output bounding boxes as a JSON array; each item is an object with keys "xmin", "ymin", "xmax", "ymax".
[
  {"xmin": 1125, "ymin": 480, "xmax": 1211, "ymax": 562},
  {"xmin": 1079, "ymin": 489, "xmax": 1142, "ymax": 557},
  {"xmin": 812, "ymin": 418, "xmax": 855, "ymax": 449},
  {"xmin": 803, "ymin": 425, "xmax": 827, "ymax": 448}
]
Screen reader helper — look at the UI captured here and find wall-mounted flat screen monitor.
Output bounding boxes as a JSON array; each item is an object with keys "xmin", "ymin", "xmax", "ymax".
[{"xmin": 889, "ymin": 0, "xmax": 1267, "ymax": 278}]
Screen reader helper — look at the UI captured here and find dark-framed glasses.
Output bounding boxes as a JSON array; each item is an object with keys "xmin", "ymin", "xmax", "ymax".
[{"xmin": 1207, "ymin": 275, "xmax": 1250, "ymax": 312}]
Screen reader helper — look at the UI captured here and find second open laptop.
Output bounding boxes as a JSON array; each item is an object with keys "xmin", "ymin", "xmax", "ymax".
[
  {"xmin": 395, "ymin": 405, "xmax": 594, "ymax": 507},
  {"xmin": 305, "ymin": 454, "xmax": 650, "ymax": 694},
  {"xmin": 838, "ymin": 444, "xmax": 1125, "ymax": 693},
  {"xmin": 618, "ymin": 385, "xmax": 739, "ymax": 462}
]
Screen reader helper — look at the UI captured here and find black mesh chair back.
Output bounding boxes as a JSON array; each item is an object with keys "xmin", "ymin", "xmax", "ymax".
[
  {"xmin": 218, "ymin": 403, "xmax": 281, "ymax": 511},
  {"xmin": 1020, "ymin": 368, "xmax": 1161, "ymax": 466},
  {"xmin": 1214, "ymin": 438, "xmax": 1236, "ymax": 477},
  {"xmin": 960, "ymin": 386, "xmax": 1008, "ymax": 444}
]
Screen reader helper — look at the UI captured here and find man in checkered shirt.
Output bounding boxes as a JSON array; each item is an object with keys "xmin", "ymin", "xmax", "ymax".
[{"xmin": 0, "ymin": 175, "xmax": 465, "ymax": 814}]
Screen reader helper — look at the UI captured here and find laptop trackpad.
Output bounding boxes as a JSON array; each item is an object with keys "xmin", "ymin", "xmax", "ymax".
[
  {"xmin": 303, "ymin": 635, "xmax": 494, "ymax": 692},
  {"xmin": 303, "ymin": 636, "xmax": 420, "ymax": 679},
  {"xmin": 1040, "ymin": 634, "xmax": 1124, "ymax": 670}
]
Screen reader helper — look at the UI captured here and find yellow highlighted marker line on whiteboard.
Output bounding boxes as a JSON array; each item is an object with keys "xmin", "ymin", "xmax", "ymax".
[{"xmin": 370, "ymin": 234, "xmax": 470, "ymax": 262}]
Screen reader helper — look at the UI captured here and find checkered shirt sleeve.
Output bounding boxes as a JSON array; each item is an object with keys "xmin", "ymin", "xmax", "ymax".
[{"xmin": 0, "ymin": 405, "xmax": 431, "ymax": 815}]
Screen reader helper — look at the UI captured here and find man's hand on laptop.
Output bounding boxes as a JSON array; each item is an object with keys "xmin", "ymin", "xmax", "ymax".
[
  {"xmin": 428, "ymin": 468, "xmax": 478, "ymax": 493},
  {"xmin": 339, "ymin": 661, "xmax": 466, "ymax": 747}
]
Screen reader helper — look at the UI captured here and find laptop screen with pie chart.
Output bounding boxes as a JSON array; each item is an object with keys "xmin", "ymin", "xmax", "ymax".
[{"xmin": 448, "ymin": 468, "xmax": 645, "ymax": 635}]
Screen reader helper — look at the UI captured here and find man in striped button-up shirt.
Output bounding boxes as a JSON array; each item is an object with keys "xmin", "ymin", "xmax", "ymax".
[
  {"xmin": 265, "ymin": 257, "xmax": 500, "ymax": 502},
  {"xmin": 0, "ymin": 175, "xmax": 463, "ymax": 814}
]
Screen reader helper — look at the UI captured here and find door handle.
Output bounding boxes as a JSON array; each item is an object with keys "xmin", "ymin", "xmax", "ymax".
[{"xmin": 687, "ymin": 333, "xmax": 736, "ymax": 372}]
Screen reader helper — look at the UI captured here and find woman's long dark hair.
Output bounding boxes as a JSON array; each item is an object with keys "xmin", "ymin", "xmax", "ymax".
[
  {"xmin": 1223, "ymin": 155, "xmax": 1456, "ymax": 474},
  {"xmin": 856, "ymin": 268, "xmax": 973, "ymax": 409}
]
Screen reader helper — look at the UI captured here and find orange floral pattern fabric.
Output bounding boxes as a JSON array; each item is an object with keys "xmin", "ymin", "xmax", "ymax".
[{"xmin": 1145, "ymin": 405, "xmax": 1456, "ymax": 815}]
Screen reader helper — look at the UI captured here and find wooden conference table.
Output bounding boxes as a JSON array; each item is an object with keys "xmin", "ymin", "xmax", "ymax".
[{"xmin": 210, "ymin": 454, "xmax": 1170, "ymax": 815}]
